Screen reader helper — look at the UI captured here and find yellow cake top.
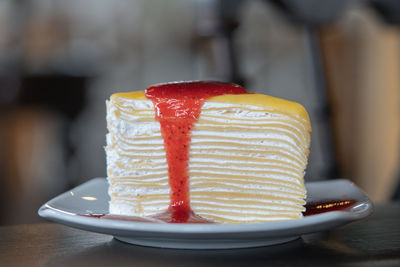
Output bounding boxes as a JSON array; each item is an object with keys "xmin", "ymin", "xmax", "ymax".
[{"xmin": 111, "ymin": 91, "xmax": 310, "ymax": 125}]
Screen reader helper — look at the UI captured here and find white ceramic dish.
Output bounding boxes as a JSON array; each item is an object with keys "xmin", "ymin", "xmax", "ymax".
[{"xmin": 39, "ymin": 178, "xmax": 373, "ymax": 249}]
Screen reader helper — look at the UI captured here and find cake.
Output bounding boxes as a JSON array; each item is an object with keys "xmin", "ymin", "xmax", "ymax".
[{"xmin": 106, "ymin": 81, "xmax": 311, "ymax": 223}]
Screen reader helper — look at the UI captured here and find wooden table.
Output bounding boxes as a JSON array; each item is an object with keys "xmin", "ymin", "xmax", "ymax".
[{"xmin": 1, "ymin": 203, "xmax": 400, "ymax": 267}]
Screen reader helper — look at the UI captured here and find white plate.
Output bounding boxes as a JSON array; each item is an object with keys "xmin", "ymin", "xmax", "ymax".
[{"xmin": 38, "ymin": 178, "xmax": 373, "ymax": 249}]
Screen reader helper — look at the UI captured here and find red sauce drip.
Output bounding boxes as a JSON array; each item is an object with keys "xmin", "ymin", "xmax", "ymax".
[
  {"xmin": 303, "ymin": 199, "xmax": 357, "ymax": 216},
  {"xmin": 145, "ymin": 81, "xmax": 247, "ymax": 223}
]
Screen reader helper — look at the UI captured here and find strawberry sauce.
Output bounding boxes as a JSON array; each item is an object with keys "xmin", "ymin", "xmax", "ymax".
[
  {"xmin": 145, "ymin": 81, "xmax": 247, "ymax": 222},
  {"xmin": 302, "ymin": 200, "xmax": 357, "ymax": 216}
]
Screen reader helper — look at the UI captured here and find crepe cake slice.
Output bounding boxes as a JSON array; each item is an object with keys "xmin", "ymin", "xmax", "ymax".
[{"xmin": 106, "ymin": 81, "xmax": 311, "ymax": 223}]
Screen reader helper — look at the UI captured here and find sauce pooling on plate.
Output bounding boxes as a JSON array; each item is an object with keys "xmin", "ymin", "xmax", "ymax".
[
  {"xmin": 145, "ymin": 81, "xmax": 247, "ymax": 223},
  {"xmin": 303, "ymin": 200, "xmax": 357, "ymax": 216}
]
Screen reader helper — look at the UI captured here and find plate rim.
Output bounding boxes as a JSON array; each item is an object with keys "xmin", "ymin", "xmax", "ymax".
[{"xmin": 38, "ymin": 178, "xmax": 374, "ymax": 236}]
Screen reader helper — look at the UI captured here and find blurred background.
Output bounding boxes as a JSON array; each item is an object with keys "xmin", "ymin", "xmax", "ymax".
[{"xmin": 0, "ymin": 0, "xmax": 399, "ymax": 225}]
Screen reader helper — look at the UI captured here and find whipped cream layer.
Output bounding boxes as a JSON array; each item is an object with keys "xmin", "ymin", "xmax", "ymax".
[{"xmin": 106, "ymin": 93, "xmax": 310, "ymax": 223}]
